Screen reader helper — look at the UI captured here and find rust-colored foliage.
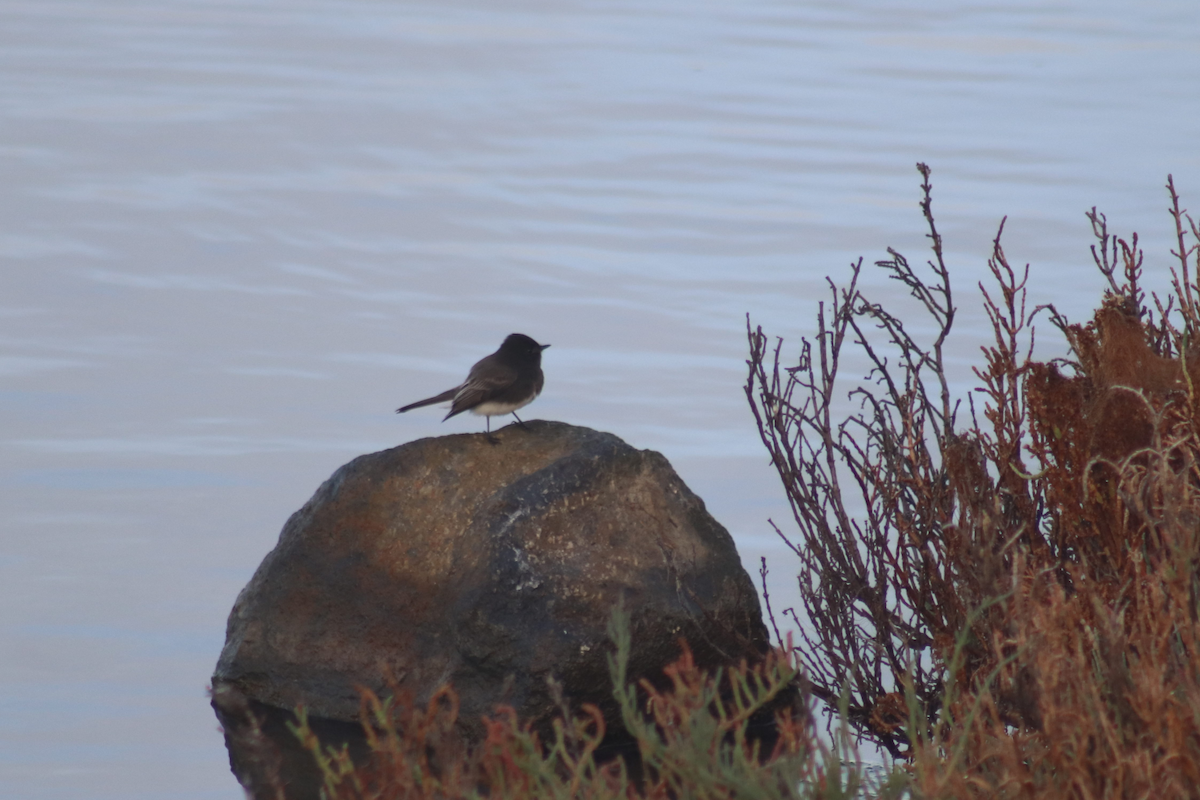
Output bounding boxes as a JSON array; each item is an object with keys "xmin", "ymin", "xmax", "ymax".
[
  {"xmin": 746, "ymin": 166, "xmax": 1200, "ymax": 796},
  {"xmin": 286, "ymin": 684, "xmax": 473, "ymax": 799},
  {"xmin": 1027, "ymin": 291, "xmax": 1200, "ymax": 583},
  {"xmin": 285, "ymin": 612, "xmax": 877, "ymax": 800},
  {"xmin": 917, "ymin": 183, "xmax": 1200, "ymax": 799}
]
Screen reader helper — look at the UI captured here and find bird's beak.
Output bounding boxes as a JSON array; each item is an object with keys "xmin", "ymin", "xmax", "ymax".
[{"xmin": 540, "ymin": 343, "xmax": 551, "ymax": 350}]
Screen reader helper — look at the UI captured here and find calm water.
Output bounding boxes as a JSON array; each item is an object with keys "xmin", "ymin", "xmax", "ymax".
[{"xmin": 2, "ymin": 0, "xmax": 1198, "ymax": 796}]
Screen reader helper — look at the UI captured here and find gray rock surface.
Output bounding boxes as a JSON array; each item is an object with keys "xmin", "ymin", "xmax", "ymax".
[{"xmin": 212, "ymin": 420, "xmax": 770, "ymax": 743}]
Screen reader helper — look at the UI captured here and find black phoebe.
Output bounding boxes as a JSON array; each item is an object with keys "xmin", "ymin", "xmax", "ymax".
[{"xmin": 396, "ymin": 333, "xmax": 550, "ymax": 437}]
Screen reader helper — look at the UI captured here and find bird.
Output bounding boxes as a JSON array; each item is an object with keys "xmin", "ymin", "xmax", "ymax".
[{"xmin": 396, "ymin": 333, "xmax": 550, "ymax": 439}]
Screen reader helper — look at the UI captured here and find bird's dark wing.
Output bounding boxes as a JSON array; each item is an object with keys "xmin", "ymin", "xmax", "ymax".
[
  {"xmin": 444, "ymin": 361, "xmax": 518, "ymax": 419},
  {"xmin": 396, "ymin": 387, "xmax": 458, "ymax": 413}
]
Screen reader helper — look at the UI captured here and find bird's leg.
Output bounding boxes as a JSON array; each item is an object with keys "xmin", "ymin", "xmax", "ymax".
[
  {"xmin": 485, "ymin": 415, "xmax": 500, "ymax": 445},
  {"xmin": 511, "ymin": 412, "xmax": 529, "ymax": 430}
]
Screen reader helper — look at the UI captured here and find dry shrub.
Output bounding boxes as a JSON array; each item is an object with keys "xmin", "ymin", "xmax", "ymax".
[
  {"xmin": 744, "ymin": 167, "xmax": 1200, "ymax": 796},
  {"xmin": 911, "ymin": 553, "xmax": 1200, "ymax": 798},
  {"xmin": 746, "ymin": 164, "xmax": 985, "ymax": 754},
  {"xmin": 913, "ymin": 185, "xmax": 1200, "ymax": 799},
  {"xmin": 285, "ymin": 609, "xmax": 885, "ymax": 800},
  {"xmin": 747, "ymin": 166, "xmax": 1200, "ymax": 796},
  {"xmin": 288, "ymin": 684, "xmax": 472, "ymax": 799}
]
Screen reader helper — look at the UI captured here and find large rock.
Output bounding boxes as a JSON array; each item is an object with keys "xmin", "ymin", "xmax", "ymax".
[{"xmin": 213, "ymin": 421, "xmax": 771, "ymax": 777}]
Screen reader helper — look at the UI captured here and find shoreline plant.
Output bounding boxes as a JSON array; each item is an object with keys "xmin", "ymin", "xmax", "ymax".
[
  {"xmin": 746, "ymin": 165, "xmax": 1200, "ymax": 796},
  {"xmin": 277, "ymin": 608, "xmax": 886, "ymax": 800}
]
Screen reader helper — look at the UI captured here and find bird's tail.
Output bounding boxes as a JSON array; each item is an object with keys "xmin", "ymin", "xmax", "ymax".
[{"xmin": 396, "ymin": 388, "xmax": 458, "ymax": 413}]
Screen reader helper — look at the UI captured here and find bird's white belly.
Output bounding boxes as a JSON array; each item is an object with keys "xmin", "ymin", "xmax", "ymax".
[{"xmin": 470, "ymin": 395, "xmax": 535, "ymax": 417}]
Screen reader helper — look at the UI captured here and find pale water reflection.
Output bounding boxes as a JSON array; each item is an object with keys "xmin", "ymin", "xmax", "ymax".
[{"xmin": 2, "ymin": 0, "xmax": 1198, "ymax": 797}]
